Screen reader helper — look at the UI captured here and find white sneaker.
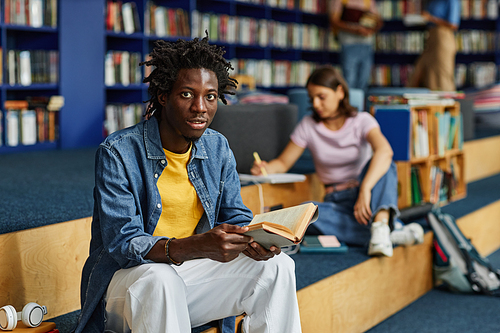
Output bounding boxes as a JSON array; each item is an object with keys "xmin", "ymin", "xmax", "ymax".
[
  {"xmin": 368, "ymin": 221, "xmax": 393, "ymax": 257},
  {"xmin": 390, "ymin": 223, "xmax": 425, "ymax": 246}
]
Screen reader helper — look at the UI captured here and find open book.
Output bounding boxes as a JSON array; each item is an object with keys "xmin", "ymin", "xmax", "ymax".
[{"xmin": 245, "ymin": 203, "xmax": 319, "ymax": 249}]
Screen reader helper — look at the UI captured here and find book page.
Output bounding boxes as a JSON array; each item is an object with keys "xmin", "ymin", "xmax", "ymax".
[
  {"xmin": 239, "ymin": 173, "xmax": 306, "ymax": 185},
  {"xmin": 244, "ymin": 228, "xmax": 296, "ymax": 249},
  {"xmin": 249, "ymin": 203, "xmax": 318, "ymax": 236}
]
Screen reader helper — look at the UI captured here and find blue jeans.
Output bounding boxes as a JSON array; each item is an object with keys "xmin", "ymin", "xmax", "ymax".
[
  {"xmin": 306, "ymin": 161, "xmax": 400, "ymax": 246},
  {"xmin": 339, "ymin": 43, "xmax": 374, "ymax": 93}
]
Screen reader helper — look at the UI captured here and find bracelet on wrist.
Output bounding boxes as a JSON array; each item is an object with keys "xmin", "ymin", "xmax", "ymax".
[{"xmin": 165, "ymin": 237, "xmax": 183, "ymax": 266}]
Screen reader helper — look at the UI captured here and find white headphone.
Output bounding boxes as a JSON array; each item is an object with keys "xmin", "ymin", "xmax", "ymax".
[{"xmin": 0, "ymin": 303, "xmax": 47, "ymax": 330}]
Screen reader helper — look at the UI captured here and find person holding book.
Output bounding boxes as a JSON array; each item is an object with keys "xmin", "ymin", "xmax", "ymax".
[
  {"xmin": 407, "ymin": 0, "xmax": 461, "ymax": 91},
  {"xmin": 251, "ymin": 66, "xmax": 424, "ymax": 257},
  {"xmin": 329, "ymin": 0, "xmax": 383, "ymax": 93},
  {"xmin": 74, "ymin": 36, "xmax": 302, "ymax": 333}
]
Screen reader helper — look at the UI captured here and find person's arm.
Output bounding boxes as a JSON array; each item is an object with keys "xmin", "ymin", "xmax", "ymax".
[
  {"xmin": 329, "ymin": 3, "xmax": 382, "ymax": 37},
  {"xmin": 250, "ymin": 140, "xmax": 305, "ymax": 175},
  {"xmin": 422, "ymin": 11, "xmax": 459, "ymax": 31},
  {"xmin": 353, "ymin": 127, "xmax": 394, "ymax": 224}
]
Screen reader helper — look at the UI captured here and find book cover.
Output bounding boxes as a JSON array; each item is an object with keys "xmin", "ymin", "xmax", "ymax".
[
  {"xmin": 374, "ymin": 105, "xmax": 411, "ymax": 161},
  {"xmin": 244, "ymin": 203, "xmax": 319, "ymax": 249},
  {"xmin": 299, "ymin": 235, "xmax": 348, "ymax": 254}
]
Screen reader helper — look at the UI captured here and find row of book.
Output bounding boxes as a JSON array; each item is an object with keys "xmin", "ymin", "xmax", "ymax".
[
  {"xmin": 411, "ymin": 110, "xmax": 462, "ymax": 159},
  {"xmin": 104, "ymin": 51, "xmax": 143, "ymax": 87},
  {"xmin": 377, "ymin": 0, "xmax": 497, "ymax": 20},
  {"xmin": 370, "ymin": 62, "xmax": 497, "ymax": 88},
  {"xmin": 144, "ymin": 3, "xmax": 190, "ymax": 38},
  {"xmin": 374, "ymin": 31, "xmax": 425, "ymax": 54},
  {"xmin": 375, "ymin": 30, "xmax": 496, "ymax": 55},
  {"xmin": 455, "ymin": 62, "xmax": 497, "ymax": 89},
  {"xmin": 106, "ymin": 1, "xmax": 141, "ymax": 34},
  {"xmin": 370, "ymin": 64, "xmax": 414, "ymax": 87},
  {"xmin": 406, "ymin": 161, "xmax": 460, "ymax": 207},
  {"xmin": 5, "ymin": 49, "xmax": 59, "ymax": 86},
  {"xmin": 236, "ymin": 0, "xmax": 327, "ymax": 13},
  {"xmin": 455, "ymin": 30, "xmax": 496, "ymax": 54},
  {"xmin": 1, "ymin": 96, "xmax": 64, "ymax": 147},
  {"xmin": 105, "ymin": 103, "xmax": 144, "ymax": 136},
  {"xmin": 192, "ymin": 11, "xmax": 338, "ymax": 52},
  {"xmin": 4, "ymin": 0, "xmax": 57, "ymax": 27},
  {"xmin": 461, "ymin": 0, "xmax": 498, "ymax": 20},
  {"xmin": 376, "ymin": 0, "xmax": 425, "ymax": 20},
  {"xmin": 236, "ymin": 0, "xmax": 295, "ymax": 10},
  {"xmin": 229, "ymin": 59, "xmax": 322, "ymax": 87}
]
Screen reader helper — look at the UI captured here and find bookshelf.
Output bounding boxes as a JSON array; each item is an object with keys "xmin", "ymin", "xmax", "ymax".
[
  {"xmin": 372, "ymin": 0, "xmax": 499, "ymax": 89},
  {"xmin": 0, "ymin": 0, "xmax": 60, "ymax": 153},
  {"xmin": 101, "ymin": 0, "xmax": 338, "ymax": 135},
  {"xmin": 0, "ymin": 0, "xmax": 498, "ymax": 155},
  {"xmin": 373, "ymin": 101, "xmax": 466, "ymax": 209}
]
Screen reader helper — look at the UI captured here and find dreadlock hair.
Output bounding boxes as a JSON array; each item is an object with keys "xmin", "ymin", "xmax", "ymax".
[
  {"xmin": 140, "ymin": 34, "xmax": 237, "ymax": 120},
  {"xmin": 306, "ymin": 65, "xmax": 357, "ymax": 122}
]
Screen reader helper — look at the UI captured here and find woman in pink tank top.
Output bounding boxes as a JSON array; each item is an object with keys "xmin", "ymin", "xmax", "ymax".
[{"xmin": 251, "ymin": 66, "xmax": 424, "ymax": 257}]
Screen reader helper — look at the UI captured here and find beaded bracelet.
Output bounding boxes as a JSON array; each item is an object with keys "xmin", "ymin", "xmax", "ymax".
[{"xmin": 165, "ymin": 237, "xmax": 183, "ymax": 266}]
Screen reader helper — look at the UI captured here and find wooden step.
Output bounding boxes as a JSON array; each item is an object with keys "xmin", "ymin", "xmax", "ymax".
[
  {"xmin": 464, "ymin": 135, "xmax": 500, "ymax": 183},
  {"xmin": 297, "ymin": 199, "xmax": 500, "ymax": 333}
]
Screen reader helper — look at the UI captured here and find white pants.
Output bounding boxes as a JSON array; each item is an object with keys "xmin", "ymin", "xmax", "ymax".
[{"xmin": 104, "ymin": 253, "xmax": 302, "ymax": 333}]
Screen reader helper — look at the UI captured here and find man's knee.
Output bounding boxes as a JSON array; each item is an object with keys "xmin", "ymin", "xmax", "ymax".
[
  {"xmin": 125, "ymin": 264, "xmax": 186, "ymax": 298},
  {"xmin": 268, "ymin": 253, "xmax": 296, "ymax": 279}
]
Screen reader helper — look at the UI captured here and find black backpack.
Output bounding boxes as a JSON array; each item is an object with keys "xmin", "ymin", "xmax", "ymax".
[{"xmin": 427, "ymin": 207, "xmax": 500, "ymax": 296}]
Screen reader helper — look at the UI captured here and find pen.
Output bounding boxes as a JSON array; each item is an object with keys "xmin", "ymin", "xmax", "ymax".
[{"xmin": 253, "ymin": 151, "xmax": 268, "ymax": 176}]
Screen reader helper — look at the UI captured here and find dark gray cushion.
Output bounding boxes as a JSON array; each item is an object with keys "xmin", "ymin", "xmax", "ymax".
[{"xmin": 210, "ymin": 104, "xmax": 298, "ymax": 174}]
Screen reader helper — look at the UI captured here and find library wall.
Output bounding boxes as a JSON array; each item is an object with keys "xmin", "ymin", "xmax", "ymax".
[{"xmin": 1, "ymin": 0, "xmax": 499, "ymax": 154}]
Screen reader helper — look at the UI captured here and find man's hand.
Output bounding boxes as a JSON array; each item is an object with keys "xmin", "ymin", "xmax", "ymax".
[
  {"xmin": 243, "ymin": 241, "xmax": 281, "ymax": 261},
  {"xmin": 196, "ymin": 224, "xmax": 253, "ymax": 262}
]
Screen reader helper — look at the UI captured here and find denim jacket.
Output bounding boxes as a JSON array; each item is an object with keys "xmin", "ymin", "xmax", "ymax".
[{"xmin": 74, "ymin": 117, "xmax": 253, "ymax": 333}]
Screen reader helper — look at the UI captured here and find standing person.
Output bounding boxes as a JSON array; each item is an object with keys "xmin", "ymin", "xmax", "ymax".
[
  {"xmin": 407, "ymin": 0, "xmax": 461, "ymax": 91},
  {"xmin": 329, "ymin": 0, "xmax": 383, "ymax": 93},
  {"xmin": 74, "ymin": 36, "xmax": 302, "ymax": 333},
  {"xmin": 251, "ymin": 66, "xmax": 424, "ymax": 257}
]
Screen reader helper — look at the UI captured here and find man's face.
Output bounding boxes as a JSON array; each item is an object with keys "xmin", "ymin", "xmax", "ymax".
[{"xmin": 159, "ymin": 68, "xmax": 218, "ymax": 150}]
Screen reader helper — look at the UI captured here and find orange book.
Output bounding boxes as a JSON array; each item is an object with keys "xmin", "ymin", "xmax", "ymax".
[{"xmin": 4, "ymin": 100, "xmax": 29, "ymax": 110}]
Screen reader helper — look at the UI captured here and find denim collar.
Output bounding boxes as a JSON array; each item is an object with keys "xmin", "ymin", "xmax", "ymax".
[{"xmin": 144, "ymin": 117, "xmax": 208, "ymax": 161}]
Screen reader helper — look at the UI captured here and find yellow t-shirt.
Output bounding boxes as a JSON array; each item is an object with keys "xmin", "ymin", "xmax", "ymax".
[{"xmin": 152, "ymin": 146, "xmax": 204, "ymax": 238}]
